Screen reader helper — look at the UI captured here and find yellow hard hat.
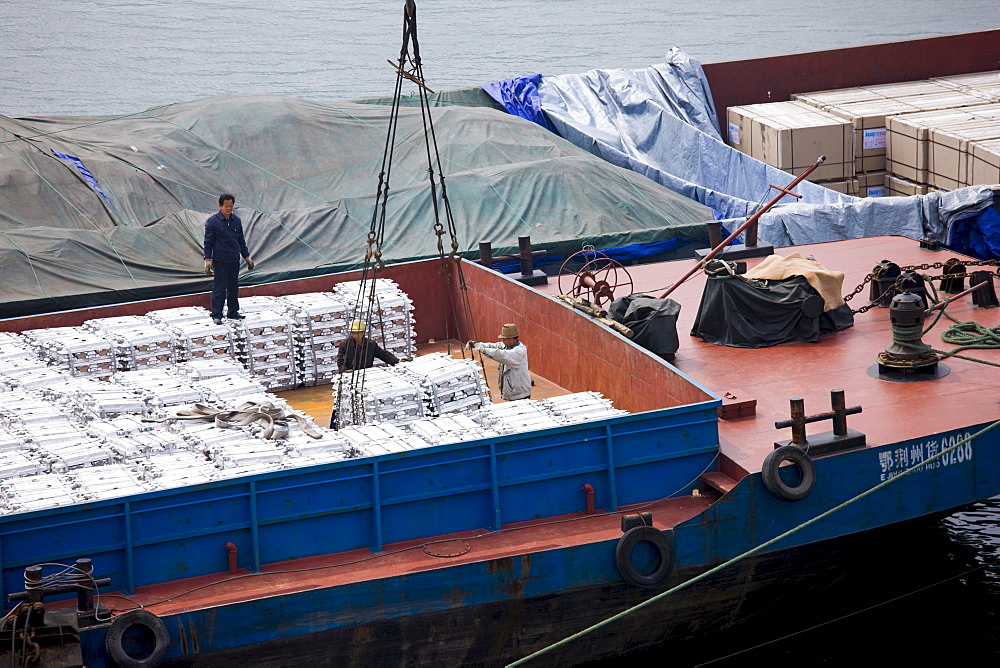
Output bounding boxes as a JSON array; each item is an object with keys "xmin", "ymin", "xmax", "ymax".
[{"xmin": 349, "ymin": 319, "xmax": 367, "ymax": 332}]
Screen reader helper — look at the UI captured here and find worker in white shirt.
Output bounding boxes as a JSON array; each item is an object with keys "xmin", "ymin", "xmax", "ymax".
[{"xmin": 466, "ymin": 323, "xmax": 531, "ymax": 401}]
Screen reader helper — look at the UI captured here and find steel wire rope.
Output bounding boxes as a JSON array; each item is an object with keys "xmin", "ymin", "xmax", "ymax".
[
  {"xmin": 0, "ymin": 135, "xmax": 143, "ymax": 297},
  {"xmin": 339, "ymin": 3, "xmax": 418, "ymax": 423},
  {"xmin": 505, "ymin": 416, "xmax": 1000, "ymax": 667},
  {"xmin": 309, "ymin": 97, "xmax": 534, "ymax": 248},
  {"xmin": 402, "ymin": 17, "xmax": 480, "ymax": 359}
]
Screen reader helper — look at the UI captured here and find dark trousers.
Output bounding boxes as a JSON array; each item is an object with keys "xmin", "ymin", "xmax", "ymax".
[{"xmin": 210, "ymin": 260, "xmax": 241, "ymax": 318}]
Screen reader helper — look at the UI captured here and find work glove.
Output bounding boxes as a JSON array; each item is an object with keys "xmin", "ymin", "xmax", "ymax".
[
  {"xmin": 465, "ymin": 340, "xmax": 477, "ymax": 351},
  {"xmin": 246, "ymin": 257, "xmax": 255, "ymax": 270},
  {"xmin": 204, "ymin": 259, "xmax": 213, "ymax": 275}
]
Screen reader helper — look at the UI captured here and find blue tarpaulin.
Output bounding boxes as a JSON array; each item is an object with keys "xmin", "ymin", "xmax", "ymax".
[
  {"xmin": 52, "ymin": 149, "xmax": 114, "ymax": 207},
  {"xmin": 482, "ymin": 74, "xmax": 557, "ymax": 133},
  {"xmin": 946, "ymin": 205, "xmax": 1000, "ymax": 259}
]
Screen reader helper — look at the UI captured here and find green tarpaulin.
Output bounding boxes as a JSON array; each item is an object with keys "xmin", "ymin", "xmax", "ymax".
[{"xmin": 0, "ymin": 94, "xmax": 712, "ymax": 317}]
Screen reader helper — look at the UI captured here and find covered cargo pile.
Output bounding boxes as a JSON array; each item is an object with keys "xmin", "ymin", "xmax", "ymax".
[{"xmin": 0, "ymin": 94, "xmax": 713, "ymax": 318}]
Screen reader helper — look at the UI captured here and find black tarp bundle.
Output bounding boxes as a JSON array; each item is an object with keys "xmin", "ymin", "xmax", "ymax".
[
  {"xmin": 608, "ymin": 294, "xmax": 681, "ymax": 360},
  {"xmin": 690, "ymin": 275, "xmax": 854, "ymax": 348},
  {"xmin": 0, "ymin": 94, "xmax": 712, "ymax": 318}
]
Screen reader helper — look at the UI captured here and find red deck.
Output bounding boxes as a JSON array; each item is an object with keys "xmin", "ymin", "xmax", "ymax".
[{"xmin": 542, "ymin": 236, "xmax": 1000, "ymax": 479}]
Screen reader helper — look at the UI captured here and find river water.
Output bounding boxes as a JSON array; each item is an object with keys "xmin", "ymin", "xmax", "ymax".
[
  {"xmin": 3, "ymin": 1, "xmax": 1000, "ymax": 664},
  {"xmin": 2, "ymin": 0, "xmax": 999, "ymax": 117}
]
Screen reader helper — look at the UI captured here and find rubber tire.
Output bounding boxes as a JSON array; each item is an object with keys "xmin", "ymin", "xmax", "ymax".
[
  {"xmin": 615, "ymin": 526, "xmax": 673, "ymax": 588},
  {"xmin": 105, "ymin": 609, "xmax": 170, "ymax": 667},
  {"xmin": 762, "ymin": 445, "xmax": 816, "ymax": 502}
]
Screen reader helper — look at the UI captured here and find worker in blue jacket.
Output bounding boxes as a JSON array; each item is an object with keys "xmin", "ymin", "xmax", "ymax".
[{"xmin": 203, "ymin": 193, "xmax": 254, "ymax": 325}]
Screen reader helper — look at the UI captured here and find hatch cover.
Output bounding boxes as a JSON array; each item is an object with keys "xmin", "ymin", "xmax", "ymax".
[{"xmin": 423, "ymin": 540, "xmax": 471, "ymax": 558}]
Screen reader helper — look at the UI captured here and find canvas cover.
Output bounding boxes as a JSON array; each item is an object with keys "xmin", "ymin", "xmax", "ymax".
[
  {"xmin": 0, "ymin": 95, "xmax": 713, "ymax": 317},
  {"xmin": 690, "ymin": 274, "xmax": 854, "ymax": 348}
]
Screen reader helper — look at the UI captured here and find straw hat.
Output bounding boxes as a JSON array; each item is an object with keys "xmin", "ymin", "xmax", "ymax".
[
  {"xmin": 498, "ymin": 323, "xmax": 519, "ymax": 339},
  {"xmin": 349, "ymin": 319, "xmax": 367, "ymax": 333}
]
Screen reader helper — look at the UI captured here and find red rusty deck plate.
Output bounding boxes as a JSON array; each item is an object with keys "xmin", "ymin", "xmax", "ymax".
[{"xmin": 539, "ymin": 236, "xmax": 1000, "ymax": 477}]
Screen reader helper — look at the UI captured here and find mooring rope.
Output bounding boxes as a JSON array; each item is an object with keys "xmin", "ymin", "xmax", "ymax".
[{"xmin": 506, "ymin": 417, "xmax": 1000, "ymax": 666}]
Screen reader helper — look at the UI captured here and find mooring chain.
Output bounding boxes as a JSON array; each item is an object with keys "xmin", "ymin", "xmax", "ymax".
[{"xmin": 844, "ymin": 259, "xmax": 1000, "ymax": 315}]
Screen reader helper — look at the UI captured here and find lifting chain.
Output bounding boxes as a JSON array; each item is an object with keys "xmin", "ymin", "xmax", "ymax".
[{"xmin": 844, "ymin": 259, "xmax": 1000, "ymax": 315}]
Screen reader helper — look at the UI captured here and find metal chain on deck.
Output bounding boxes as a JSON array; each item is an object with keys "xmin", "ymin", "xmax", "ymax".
[{"xmin": 844, "ymin": 259, "xmax": 1000, "ymax": 314}]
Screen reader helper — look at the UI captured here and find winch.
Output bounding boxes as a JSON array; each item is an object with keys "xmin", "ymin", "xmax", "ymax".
[{"xmin": 872, "ymin": 291, "xmax": 946, "ymax": 380}]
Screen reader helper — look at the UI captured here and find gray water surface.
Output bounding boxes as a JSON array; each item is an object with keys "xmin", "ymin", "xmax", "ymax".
[{"xmin": 2, "ymin": 0, "xmax": 999, "ymax": 116}]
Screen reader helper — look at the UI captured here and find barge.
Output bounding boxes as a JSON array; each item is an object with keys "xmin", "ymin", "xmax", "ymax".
[{"xmin": 2, "ymin": 16, "xmax": 1000, "ymax": 667}]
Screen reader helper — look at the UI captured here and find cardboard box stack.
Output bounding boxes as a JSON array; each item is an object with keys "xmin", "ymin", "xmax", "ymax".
[
  {"xmin": 726, "ymin": 71, "xmax": 1000, "ymax": 198},
  {"xmin": 727, "ymin": 100, "xmax": 855, "ymax": 193}
]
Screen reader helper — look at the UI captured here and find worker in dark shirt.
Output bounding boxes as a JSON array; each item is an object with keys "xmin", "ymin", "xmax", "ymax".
[
  {"xmin": 331, "ymin": 319, "xmax": 400, "ymax": 428},
  {"xmin": 337, "ymin": 319, "xmax": 399, "ymax": 372},
  {"xmin": 203, "ymin": 193, "xmax": 254, "ymax": 325}
]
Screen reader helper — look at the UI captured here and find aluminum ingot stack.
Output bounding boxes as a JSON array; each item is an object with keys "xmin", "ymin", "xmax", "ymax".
[
  {"xmin": 84, "ymin": 315, "xmax": 176, "ymax": 371},
  {"xmin": 334, "ymin": 279, "xmax": 416, "ymax": 362},
  {"xmin": 338, "ymin": 421, "xmax": 429, "ymax": 456},
  {"xmin": 231, "ymin": 310, "xmax": 298, "ymax": 391},
  {"xmin": 67, "ymin": 464, "xmax": 148, "ymax": 502},
  {"xmin": 1, "ymin": 474, "xmax": 79, "ymax": 514},
  {"xmin": 0, "ymin": 341, "xmax": 69, "ymax": 390},
  {"xmin": 282, "ymin": 292, "xmax": 350, "ymax": 387},
  {"xmin": 113, "ymin": 369, "xmax": 206, "ymax": 413},
  {"xmin": 393, "ymin": 353, "xmax": 490, "ymax": 417},
  {"xmin": 22, "ymin": 326, "xmax": 116, "ymax": 380},
  {"xmin": 408, "ymin": 414, "xmax": 498, "ymax": 446},
  {"xmin": 474, "ymin": 399, "xmax": 564, "ymax": 434},
  {"xmin": 541, "ymin": 392, "xmax": 627, "ymax": 424},
  {"xmin": 147, "ymin": 307, "xmax": 234, "ymax": 363},
  {"xmin": 40, "ymin": 377, "xmax": 147, "ymax": 420},
  {"xmin": 336, "ymin": 367, "xmax": 424, "ymax": 427}
]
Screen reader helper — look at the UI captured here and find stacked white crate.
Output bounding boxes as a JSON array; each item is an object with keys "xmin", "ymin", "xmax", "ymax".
[
  {"xmin": 282, "ymin": 292, "xmax": 350, "ymax": 387},
  {"xmin": 0, "ymin": 353, "xmax": 69, "ymax": 391},
  {"xmin": 172, "ymin": 358, "xmax": 247, "ymax": 381},
  {"xmin": 393, "ymin": 353, "xmax": 490, "ymax": 417},
  {"xmin": 282, "ymin": 430, "xmax": 351, "ymax": 466},
  {"xmin": 333, "ymin": 279, "xmax": 416, "ymax": 361},
  {"xmin": 136, "ymin": 451, "xmax": 220, "ymax": 491},
  {"xmin": 67, "ymin": 464, "xmax": 148, "ymax": 501},
  {"xmin": 22, "ymin": 326, "xmax": 116, "ymax": 379},
  {"xmin": 41, "ymin": 377, "xmax": 147, "ymax": 420},
  {"xmin": 231, "ymin": 310, "xmax": 298, "ymax": 391}
]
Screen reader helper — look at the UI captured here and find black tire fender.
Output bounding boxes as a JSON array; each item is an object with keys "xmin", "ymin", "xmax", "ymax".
[
  {"xmin": 105, "ymin": 609, "xmax": 170, "ymax": 667},
  {"xmin": 762, "ymin": 445, "xmax": 816, "ymax": 502},
  {"xmin": 615, "ymin": 525, "xmax": 673, "ymax": 588}
]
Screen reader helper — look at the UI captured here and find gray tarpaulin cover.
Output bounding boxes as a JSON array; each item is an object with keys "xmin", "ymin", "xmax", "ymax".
[
  {"xmin": 0, "ymin": 95, "xmax": 712, "ymax": 317},
  {"xmin": 534, "ymin": 49, "xmax": 997, "ymax": 243}
]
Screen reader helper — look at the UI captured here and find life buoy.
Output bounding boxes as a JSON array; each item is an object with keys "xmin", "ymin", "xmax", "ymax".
[
  {"xmin": 105, "ymin": 609, "xmax": 170, "ymax": 667},
  {"xmin": 614, "ymin": 526, "xmax": 673, "ymax": 588},
  {"xmin": 761, "ymin": 445, "xmax": 816, "ymax": 501}
]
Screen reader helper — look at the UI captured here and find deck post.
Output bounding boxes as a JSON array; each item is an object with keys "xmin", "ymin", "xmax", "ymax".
[{"xmin": 250, "ymin": 481, "xmax": 261, "ymax": 572}]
